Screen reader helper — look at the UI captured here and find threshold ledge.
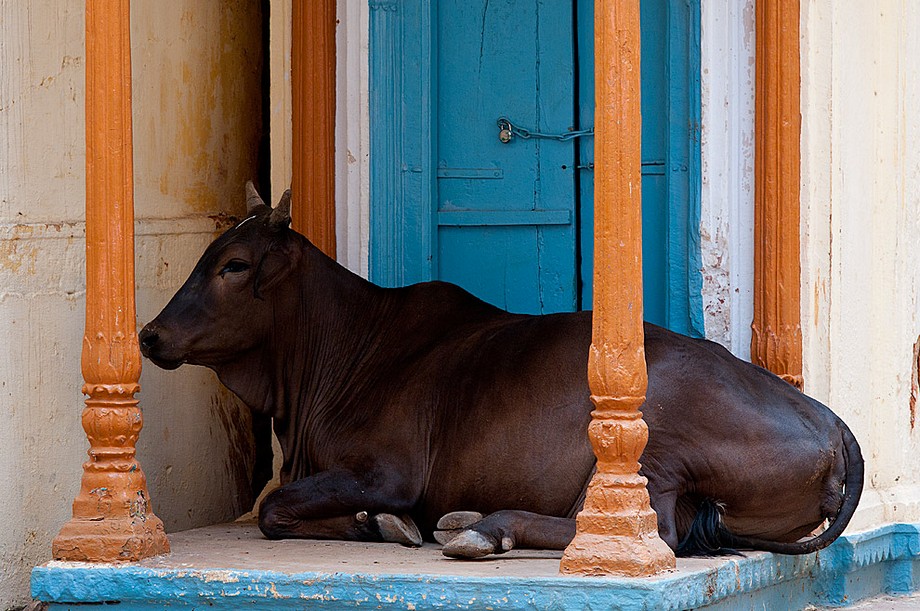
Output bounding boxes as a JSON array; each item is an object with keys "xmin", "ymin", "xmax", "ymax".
[{"xmin": 31, "ymin": 522, "xmax": 920, "ymax": 610}]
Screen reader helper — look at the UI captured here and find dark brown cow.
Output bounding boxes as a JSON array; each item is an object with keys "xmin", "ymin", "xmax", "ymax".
[{"xmin": 139, "ymin": 184, "xmax": 863, "ymax": 558}]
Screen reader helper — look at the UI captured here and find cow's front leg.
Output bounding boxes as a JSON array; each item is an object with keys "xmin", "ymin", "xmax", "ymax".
[{"xmin": 258, "ymin": 468, "xmax": 422, "ymax": 546}]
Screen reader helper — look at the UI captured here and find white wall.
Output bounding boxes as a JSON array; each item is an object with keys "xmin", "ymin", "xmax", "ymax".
[
  {"xmin": 699, "ymin": 0, "xmax": 755, "ymax": 358},
  {"xmin": 334, "ymin": 0, "xmax": 371, "ymax": 278},
  {"xmin": 0, "ymin": 1, "xmax": 263, "ymax": 607},
  {"xmin": 800, "ymin": 0, "xmax": 920, "ymax": 531}
]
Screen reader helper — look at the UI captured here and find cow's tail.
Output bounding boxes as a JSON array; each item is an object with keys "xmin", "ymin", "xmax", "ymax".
[{"xmin": 678, "ymin": 423, "xmax": 864, "ymax": 557}]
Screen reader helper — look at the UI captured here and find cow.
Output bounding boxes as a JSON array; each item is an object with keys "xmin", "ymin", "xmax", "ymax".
[{"xmin": 139, "ymin": 183, "xmax": 863, "ymax": 559}]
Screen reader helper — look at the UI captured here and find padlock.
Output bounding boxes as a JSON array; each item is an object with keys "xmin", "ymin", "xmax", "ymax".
[{"xmin": 497, "ymin": 118, "xmax": 514, "ymax": 144}]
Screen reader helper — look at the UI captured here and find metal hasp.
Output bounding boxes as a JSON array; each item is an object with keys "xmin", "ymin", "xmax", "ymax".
[
  {"xmin": 496, "ymin": 117, "xmax": 594, "ymax": 144},
  {"xmin": 559, "ymin": 0, "xmax": 676, "ymax": 577}
]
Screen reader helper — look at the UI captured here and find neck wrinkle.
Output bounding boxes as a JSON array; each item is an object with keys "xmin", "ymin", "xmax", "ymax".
[{"xmin": 267, "ymin": 241, "xmax": 398, "ymax": 480}]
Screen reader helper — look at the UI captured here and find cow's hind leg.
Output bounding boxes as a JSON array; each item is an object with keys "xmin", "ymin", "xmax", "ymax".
[
  {"xmin": 260, "ymin": 507, "xmax": 422, "ymax": 546},
  {"xmin": 258, "ymin": 469, "xmax": 422, "ymax": 546},
  {"xmin": 437, "ymin": 510, "xmax": 575, "ymax": 559}
]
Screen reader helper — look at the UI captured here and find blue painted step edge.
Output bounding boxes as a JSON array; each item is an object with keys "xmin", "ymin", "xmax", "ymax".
[{"xmin": 31, "ymin": 523, "xmax": 920, "ymax": 611}]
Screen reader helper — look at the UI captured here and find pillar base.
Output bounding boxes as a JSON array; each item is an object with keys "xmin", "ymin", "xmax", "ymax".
[
  {"xmin": 560, "ymin": 529, "xmax": 674, "ymax": 577},
  {"xmin": 53, "ymin": 515, "xmax": 169, "ymax": 562},
  {"xmin": 560, "ymin": 472, "xmax": 675, "ymax": 577}
]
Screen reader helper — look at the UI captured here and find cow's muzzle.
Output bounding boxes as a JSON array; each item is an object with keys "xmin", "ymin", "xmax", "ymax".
[{"xmin": 138, "ymin": 325, "xmax": 184, "ymax": 370}]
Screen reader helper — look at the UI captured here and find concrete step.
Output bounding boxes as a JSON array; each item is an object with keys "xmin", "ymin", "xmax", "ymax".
[{"xmin": 31, "ymin": 522, "xmax": 920, "ymax": 610}]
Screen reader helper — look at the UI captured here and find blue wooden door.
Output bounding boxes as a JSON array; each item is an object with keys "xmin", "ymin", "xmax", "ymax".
[
  {"xmin": 436, "ymin": 1, "xmax": 577, "ymax": 314},
  {"xmin": 369, "ymin": 0, "xmax": 702, "ymax": 331}
]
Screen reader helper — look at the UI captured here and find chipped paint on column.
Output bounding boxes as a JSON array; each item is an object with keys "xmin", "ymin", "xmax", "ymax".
[
  {"xmin": 0, "ymin": 0, "xmax": 262, "ymax": 606},
  {"xmin": 699, "ymin": 0, "xmax": 755, "ymax": 358},
  {"xmin": 800, "ymin": 0, "xmax": 920, "ymax": 532}
]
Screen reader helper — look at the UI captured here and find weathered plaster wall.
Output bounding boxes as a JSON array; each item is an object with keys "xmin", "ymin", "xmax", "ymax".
[
  {"xmin": 800, "ymin": 1, "xmax": 920, "ymax": 531},
  {"xmin": 0, "ymin": 1, "xmax": 262, "ymax": 607},
  {"xmin": 699, "ymin": 0, "xmax": 755, "ymax": 358}
]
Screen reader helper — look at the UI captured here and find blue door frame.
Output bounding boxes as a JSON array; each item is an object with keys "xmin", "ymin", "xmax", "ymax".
[{"xmin": 368, "ymin": 0, "xmax": 703, "ymax": 336}]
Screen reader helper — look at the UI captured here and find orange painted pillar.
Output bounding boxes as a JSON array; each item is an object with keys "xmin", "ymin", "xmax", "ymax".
[
  {"xmin": 291, "ymin": 0, "xmax": 337, "ymax": 257},
  {"xmin": 752, "ymin": 0, "xmax": 803, "ymax": 390},
  {"xmin": 52, "ymin": 0, "xmax": 169, "ymax": 562},
  {"xmin": 559, "ymin": 0, "xmax": 675, "ymax": 577}
]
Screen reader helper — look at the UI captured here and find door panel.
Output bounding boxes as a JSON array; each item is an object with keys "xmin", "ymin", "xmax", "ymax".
[{"xmin": 436, "ymin": 0, "xmax": 576, "ymax": 314}]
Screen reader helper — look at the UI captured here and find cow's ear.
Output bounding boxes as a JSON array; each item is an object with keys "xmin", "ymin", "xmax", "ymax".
[
  {"xmin": 245, "ymin": 180, "xmax": 266, "ymax": 213},
  {"xmin": 268, "ymin": 189, "xmax": 292, "ymax": 231},
  {"xmin": 253, "ymin": 245, "xmax": 298, "ymax": 298}
]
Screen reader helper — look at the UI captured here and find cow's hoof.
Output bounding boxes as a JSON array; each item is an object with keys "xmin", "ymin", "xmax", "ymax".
[
  {"xmin": 374, "ymin": 513, "xmax": 423, "ymax": 547},
  {"xmin": 434, "ymin": 511, "xmax": 484, "ymax": 545},
  {"xmin": 437, "ymin": 511, "xmax": 484, "ymax": 530},
  {"xmin": 441, "ymin": 530, "xmax": 497, "ymax": 559}
]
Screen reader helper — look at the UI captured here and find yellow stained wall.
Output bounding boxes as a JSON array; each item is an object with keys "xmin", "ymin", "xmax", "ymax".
[
  {"xmin": 801, "ymin": 0, "xmax": 920, "ymax": 530},
  {"xmin": 0, "ymin": 1, "xmax": 263, "ymax": 606}
]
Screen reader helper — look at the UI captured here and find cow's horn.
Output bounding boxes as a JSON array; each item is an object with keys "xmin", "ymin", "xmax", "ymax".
[
  {"xmin": 245, "ymin": 180, "xmax": 265, "ymax": 212},
  {"xmin": 269, "ymin": 189, "xmax": 292, "ymax": 229}
]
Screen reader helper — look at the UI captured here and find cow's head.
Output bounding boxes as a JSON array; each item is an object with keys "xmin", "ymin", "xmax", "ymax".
[{"xmin": 139, "ymin": 182, "xmax": 299, "ymax": 370}]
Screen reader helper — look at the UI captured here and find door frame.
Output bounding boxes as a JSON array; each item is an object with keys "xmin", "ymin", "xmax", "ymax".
[{"xmin": 368, "ymin": 0, "xmax": 437, "ymax": 287}]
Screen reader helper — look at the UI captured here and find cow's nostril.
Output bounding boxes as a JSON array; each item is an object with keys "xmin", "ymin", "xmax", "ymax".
[{"xmin": 139, "ymin": 328, "xmax": 159, "ymax": 351}]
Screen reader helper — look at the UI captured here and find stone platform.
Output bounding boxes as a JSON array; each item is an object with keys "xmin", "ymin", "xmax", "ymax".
[{"xmin": 31, "ymin": 522, "xmax": 920, "ymax": 610}]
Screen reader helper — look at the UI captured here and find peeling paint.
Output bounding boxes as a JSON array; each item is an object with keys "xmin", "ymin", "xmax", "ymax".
[
  {"xmin": 910, "ymin": 337, "xmax": 920, "ymax": 430},
  {"xmin": 698, "ymin": 0, "xmax": 755, "ymax": 359},
  {"xmin": 202, "ymin": 571, "xmax": 241, "ymax": 584},
  {"xmin": 130, "ymin": 491, "xmax": 149, "ymax": 520}
]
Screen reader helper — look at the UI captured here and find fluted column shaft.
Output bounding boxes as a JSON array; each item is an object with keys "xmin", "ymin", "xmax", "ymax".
[
  {"xmin": 560, "ymin": 0, "xmax": 675, "ymax": 577},
  {"xmin": 752, "ymin": 0, "xmax": 803, "ymax": 390},
  {"xmin": 52, "ymin": 0, "xmax": 169, "ymax": 562},
  {"xmin": 291, "ymin": 0, "xmax": 337, "ymax": 256}
]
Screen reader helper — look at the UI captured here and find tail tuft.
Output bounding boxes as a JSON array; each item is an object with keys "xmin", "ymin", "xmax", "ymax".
[{"xmin": 676, "ymin": 499, "xmax": 742, "ymax": 557}]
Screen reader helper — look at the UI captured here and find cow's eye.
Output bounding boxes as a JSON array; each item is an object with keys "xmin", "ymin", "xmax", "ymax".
[{"xmin": 219, "ymin": 260, "xmax": 250, "ymax": 277}]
